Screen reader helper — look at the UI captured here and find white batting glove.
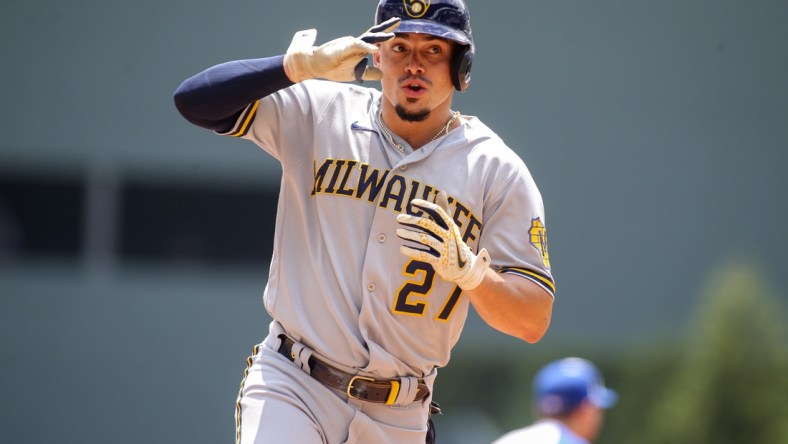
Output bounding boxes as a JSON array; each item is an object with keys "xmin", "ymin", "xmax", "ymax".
[
  {"xmin": 396, "ymin": 193, "xmax": 491, "ymax": 291},
  {"xmin": 283, "ymin": 17, "xmax": 400, "ymax": 84}
]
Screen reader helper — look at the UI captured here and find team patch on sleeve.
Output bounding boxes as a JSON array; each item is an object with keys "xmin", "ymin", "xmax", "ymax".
[
  {"xmin": 500, "ymin": 267, "xmax": 556, "ymax": 297},
  {"xmin": 529, "ymin": 217, "xmax": 551, "ymax": 269},
  {"xmin": 225, "ymin": 100, "xmax": 260, "ymax": 137}
]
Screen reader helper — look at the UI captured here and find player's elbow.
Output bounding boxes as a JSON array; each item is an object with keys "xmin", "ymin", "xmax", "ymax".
[
  {"xmin": 173, "ymin": 84, "xmax": 238, "ymax": 133},
  {"xmin": 515, "ymin": 300, "xmax": 553, "ymax": 344},
  {"xmin": 173, "ymin": 82, "xmax": 200, "ymax": 123},
  {"xmin": 491, "ymin": 309, "xmax": 552, "ymax": 343},
  {"xmin": 521, "ymin": 322, "xmax": 550, "ymax": 344},
  {"xmin": 515, "ymin": 314, "xmax": 552, "ymax": 344},
  {"xmin": 475, "ymin": 275, "xmax": 554, "ymax": 343}
]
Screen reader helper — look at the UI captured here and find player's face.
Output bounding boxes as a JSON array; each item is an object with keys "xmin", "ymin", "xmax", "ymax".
[{"xmin": 375, "ymin": 33, "xmax": 455, "ymax": 120}]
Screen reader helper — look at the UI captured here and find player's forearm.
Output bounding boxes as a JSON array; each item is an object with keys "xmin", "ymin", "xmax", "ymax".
[
  {"xmin": 467, "ymin": 272, "xmax": 553, "ymax": 343},
  {"xmin": 173, "ymin": 55, "xmax": 294, "ymax": 132}
]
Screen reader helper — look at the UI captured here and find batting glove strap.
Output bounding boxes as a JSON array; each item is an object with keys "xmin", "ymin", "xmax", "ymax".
[
  {"xmin": 283, "ymin": 18, "xmax": 400, "ymax": 84},
  {"xmin": 396, "ymin": 198, "xmax": 491, "ymax": 291},
  {"xmin": 455, "ymin": 248, "xmax": 491, "ymax": 291}
]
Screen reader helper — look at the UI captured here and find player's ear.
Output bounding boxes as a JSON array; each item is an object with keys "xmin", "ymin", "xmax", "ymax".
[{"xmin": 373, "ymin": 49, "xmax": 381, "ymax": 67}]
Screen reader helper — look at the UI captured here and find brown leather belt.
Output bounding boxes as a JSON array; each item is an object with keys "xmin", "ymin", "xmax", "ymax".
[{"xmin": 277, "ymin": 336, "xmax": 430, "ymax": 405}]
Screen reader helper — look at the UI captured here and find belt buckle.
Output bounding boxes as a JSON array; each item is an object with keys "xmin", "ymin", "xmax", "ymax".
[
  {"xmin": 346, "ymin": 375, "xmax": 400, "ymax": 405},
  {"xmin": 347, "ymin": 375, "xmax": 375, "ymax": 400}
]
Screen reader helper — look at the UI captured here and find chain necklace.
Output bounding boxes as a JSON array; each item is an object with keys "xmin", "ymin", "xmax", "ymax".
[{"xmin": 377, "ymin": 109, "xmax": 461, "ymax": 155}]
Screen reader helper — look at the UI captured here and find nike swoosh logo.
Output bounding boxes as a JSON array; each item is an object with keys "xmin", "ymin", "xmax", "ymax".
[{"xmin": 351, "ymin": 121, "xmax": 375, "ymax": 132}]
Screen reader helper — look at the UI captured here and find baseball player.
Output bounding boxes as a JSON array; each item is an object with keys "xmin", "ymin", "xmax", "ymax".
[
  {"xmin": 173, "ymin": 0, "xmax": 555, "ymax": 442},
  {"xmin": 492, "ymin": 358, "xmax": 618, "ymax": 444}
]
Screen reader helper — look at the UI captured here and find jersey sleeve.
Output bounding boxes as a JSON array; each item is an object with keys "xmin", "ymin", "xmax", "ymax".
[
  {"xmin": 218, "ymin": 80, "xmax": 360, "ymax": 173},
  {"xmin": 218, "ymin": 80, "xmax": 323, "ymax": 169},
  {"xmin": 478, "ymin": 149, "xmax": 556, "ymax": 298}
]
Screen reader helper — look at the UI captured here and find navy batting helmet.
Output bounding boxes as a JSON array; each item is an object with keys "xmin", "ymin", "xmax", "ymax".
[{"xmin": 375, "ymin": 0, "xmax": 475, "ymax": 91}]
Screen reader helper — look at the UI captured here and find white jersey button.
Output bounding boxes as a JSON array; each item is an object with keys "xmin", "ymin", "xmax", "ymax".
[
  {"xmin": 367, "ymin": 282, "xmax": 376, "ymax": 292},
  {"xmin": 377, "ymin": 234, "xmax": 387, "ymax": 243},
  {"xmin": 399, "ymin": 165, "xmax": 408, "ymax": 171}
]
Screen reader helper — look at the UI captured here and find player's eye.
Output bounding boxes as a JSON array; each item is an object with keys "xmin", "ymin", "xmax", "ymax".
[{"xmin": 391, "ymin": 44, "xmax": 407, "ymax": 53}]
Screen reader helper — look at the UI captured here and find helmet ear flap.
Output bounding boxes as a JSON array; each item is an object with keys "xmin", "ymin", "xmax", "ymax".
[{"xmin": 451, "ymin": 43, "xmax": 474, "ymax": 91}]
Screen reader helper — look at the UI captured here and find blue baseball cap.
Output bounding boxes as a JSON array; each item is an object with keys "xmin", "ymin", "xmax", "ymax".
[{"xmin": 533, "ymin": 357, "xmax": 618, "ymax": 416}]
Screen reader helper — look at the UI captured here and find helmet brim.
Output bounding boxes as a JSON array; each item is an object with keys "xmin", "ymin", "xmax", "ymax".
[{"xmin": 394, "ymin": 20, "xmax": 471, "ymax": 45}]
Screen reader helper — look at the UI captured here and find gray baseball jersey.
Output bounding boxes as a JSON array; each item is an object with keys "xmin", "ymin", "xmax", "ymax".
[{"xmin": 223, "ymin": 79, "xmax": 554, "ymax": 378}]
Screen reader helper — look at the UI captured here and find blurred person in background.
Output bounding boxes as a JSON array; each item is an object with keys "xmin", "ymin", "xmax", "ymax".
[{"xmin": 492, "ymin": 357, "xmax": 617, "ymax": 444}]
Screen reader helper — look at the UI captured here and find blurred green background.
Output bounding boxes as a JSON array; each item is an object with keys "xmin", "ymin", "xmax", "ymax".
[{"xmin": 1, "ymin": 1, "xmax": 787, "ymax": 443}]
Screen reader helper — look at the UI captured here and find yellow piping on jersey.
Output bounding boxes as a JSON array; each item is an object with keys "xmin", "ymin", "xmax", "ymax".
[
  {"xmin": 231, "ymin": 100, "xmax": 260, "ymax": 137},
  {"xmin": 235, "ymin": 343, "xmax": 261, "ymax": 443},
  {"xmin": 501, "ymin": 267, "xmax": 556, "ymax": 295}
]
